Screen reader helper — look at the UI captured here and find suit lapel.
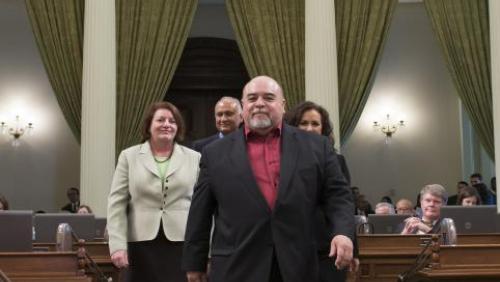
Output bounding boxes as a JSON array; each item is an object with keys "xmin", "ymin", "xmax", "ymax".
[
  {"xmin": 228, "ymin": 129, "xmax": 271, "ymax": 213},
  {"xmin": 276, "ymin": 125, "xmax": 299, "ymax": 207},
  {"xmin": 165, "ymin": 144, "xmax": 182, "ymax": 178},
  {"xmin": 139, "ymin": 141, "xmax": 161, "ymax": 178}
]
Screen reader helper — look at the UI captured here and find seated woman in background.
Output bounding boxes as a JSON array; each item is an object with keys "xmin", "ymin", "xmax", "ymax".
[
  {"xmin": 457, "ymin": 186, "xmax": 482, "ymax": 206},
  {"xmin": 77, "ymin": 205, "xmax": 93, "ymax": 214},
  {"xmin": 401, "ymin": 184, "xmax": 447, "ymax": 235},
  {"xmin": 286, "ymin": 101, "xmax": 356, "ymax": 282},
  {"xmin": 0, "ymin": 194, "xmax": 9, "ymax": 210}
]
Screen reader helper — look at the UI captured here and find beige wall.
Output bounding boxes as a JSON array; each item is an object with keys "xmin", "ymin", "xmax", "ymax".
[
  {"xmin": 342, "ymin": 3, "xmax": 462, "ymax": 205},
  {"xmin": 0, "ymin": 1, "xmax": 464, "ymax": 210},
  {"xmin": 0, "ymin": 0, "xmax": 80, "ymax": 212}
]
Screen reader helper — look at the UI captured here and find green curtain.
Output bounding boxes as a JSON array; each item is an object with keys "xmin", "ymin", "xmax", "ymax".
[
  {"xmin": 336, "ymin": 0, "xmax": 397, "ymax": 144},
  {"xmin": 226, "ymin": 0, "xmax": 305, "ymax": 108},
  {"xmin": 116, "ymin": 0, "xmax": 198, "ymax": 153},
  {"xmin": 424, "ymin": 0, "xmax": 494, "ymax": 159},
  {"xmin": 25, "ymin": 0, "xmax": 84, "ymax": 142}
]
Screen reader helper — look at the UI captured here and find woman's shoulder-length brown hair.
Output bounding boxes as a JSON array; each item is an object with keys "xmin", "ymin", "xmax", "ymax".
[{"xmin": 141, "ymin": 101, "xmax": 185, "ymax": 143}]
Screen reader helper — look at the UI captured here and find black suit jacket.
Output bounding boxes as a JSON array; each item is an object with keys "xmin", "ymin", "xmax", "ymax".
[
  {"xmin": 182, "ymin": 125, "xmax": 354, "ymax": 282},
  {"xmin": 191, "ymin": 134, "xmax": 220, "ymax": 153},
  {"xmin": 61, "ymin": 202, "xmax": 79, "ymax": 213}
]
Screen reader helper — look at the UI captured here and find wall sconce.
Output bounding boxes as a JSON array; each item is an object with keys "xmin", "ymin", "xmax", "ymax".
[
  {"xmin": 373, "ymin": 114, "xmax": 404, "ymax": 144},
  {"xmin": 0, "ymin": 115, "xmax": 34, "ymax": 147}
]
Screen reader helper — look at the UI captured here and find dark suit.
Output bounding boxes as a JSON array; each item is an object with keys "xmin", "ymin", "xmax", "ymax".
[
  {"xmin": 61, "ymin": 202, "xmax": 79, "ymax": 213},
  {"xmin": 191, "ymin": 134, "xmax": 220, "ymax": 153},
  {"xmin": 182, "ymin": 125, "xmax": 354, "ymax": 282},
  {"xmin": 318, "ymin": 154, "xmax": 353, "ymax": 282}
]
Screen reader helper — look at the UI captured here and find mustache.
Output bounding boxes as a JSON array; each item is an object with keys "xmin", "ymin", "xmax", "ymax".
[{"xmin": 251, "ymin": 110, "xmax": 268, "ymax": 115}]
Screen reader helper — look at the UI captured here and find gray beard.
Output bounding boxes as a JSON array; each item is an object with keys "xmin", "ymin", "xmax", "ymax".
[{"xmin": 249, "ymin": 117, "xmax": 272, "ymax": 129}]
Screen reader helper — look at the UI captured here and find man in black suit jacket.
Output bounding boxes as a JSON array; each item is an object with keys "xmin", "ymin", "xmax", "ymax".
[
  {"xmin": 183, "ymin": 76, "xmax": 354, "ymax": 282},
  {"xmin": 61, "ymin": 187, "xmax": 80, "ymax": 213},
  {"xmin": 192, "ymin": 96, "xmax": 243, "ymax": 153}
]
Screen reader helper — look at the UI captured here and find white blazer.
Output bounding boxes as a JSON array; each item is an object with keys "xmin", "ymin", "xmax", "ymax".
[{"xmin": 107, "ymin": 141, "xmax": 200, "ymax": 254}]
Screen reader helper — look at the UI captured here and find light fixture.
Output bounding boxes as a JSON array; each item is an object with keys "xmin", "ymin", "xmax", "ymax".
[
  {"xmin": 373, "ymin": 114, "xmax": 404, "ymax": 144},
  {"xmin": 0, "ymin": 115, "xmax": 34, "ymax": 147}
]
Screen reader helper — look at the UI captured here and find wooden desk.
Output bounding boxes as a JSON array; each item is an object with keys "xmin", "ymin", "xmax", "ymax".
[
  {"xmin": 33, "ymin": 241, "xmax": 121, "ymax": 282},
  {"xmin": 355, "ymin": 233, "xmax": 500, "ymax": 282},
  {"xmin": 0, "ymin": 251, "xmax": 90, "ymax": 282},
  {"xmin": 356, "ymin": 234, "xmax": 431, "ymax": 282},
  {"xmin": 417, "ymin": 238, "xmax": 500, "ymax": 282}
]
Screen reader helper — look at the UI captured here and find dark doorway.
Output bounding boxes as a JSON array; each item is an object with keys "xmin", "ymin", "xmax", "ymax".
[{"xmin": 164, "ymin": 37, "xmax": 249, "ymax": 144}]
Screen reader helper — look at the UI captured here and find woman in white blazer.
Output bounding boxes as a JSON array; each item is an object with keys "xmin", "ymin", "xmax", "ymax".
[{"xmin": 107, "ymin": 101, "xmax": 200, "ymax": 281}]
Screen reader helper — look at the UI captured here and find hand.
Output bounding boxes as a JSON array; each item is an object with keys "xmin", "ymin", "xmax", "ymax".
[
  {"xmin": 187, "ymin": 271, "xmax": 207, "ymax": 282},
  {"xmin": 401, "ymin": 217, "xmax": 431, "ymax": 234},
  {"xmin": 111, "ymin": 249, "xmax": 129, "ymax": 268},
  {"xmin": 349, "ymin": 258, "xmax": 360, "ymax": 272},
  {"xmin": 328, "ymin": 234, "xmax": 353, "ymax": 270}
]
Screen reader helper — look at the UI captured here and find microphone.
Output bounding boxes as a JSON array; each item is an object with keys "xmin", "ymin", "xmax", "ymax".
[
  {"xmin": 439, "ymin": 218, "xmax": 457, "ymax": 246},
  {"xmin": 56, "ymin": 223, "xmax": 112, "ymax": 282},
  {"xmin": 356, "ymin": 215, "xmax": 374, "ymax": 235},
  {"xmin": 397, "ymin": 236, "xmax": 433, "ymax": 282}
]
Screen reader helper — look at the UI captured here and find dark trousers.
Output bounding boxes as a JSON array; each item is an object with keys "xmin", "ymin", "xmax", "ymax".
[
  {"xmin": 125, "ymin": 226, "xmax": 184, "ymax": 282},
  {"xmin": 269, "ymin": 250, "xmax": 283, "ymax": 282},
  {"xmin": 318, "ymin": 256, "xmax": 347, "ymax": 282}
]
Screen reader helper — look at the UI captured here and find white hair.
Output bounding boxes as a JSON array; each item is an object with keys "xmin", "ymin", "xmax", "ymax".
[
  {"xmin": 216, "ymin": 96, "xmax": 242, "ymax": 113},
  {"xmin": 375, "ymin": 202, "xmax": 395, "ymax": 214}
]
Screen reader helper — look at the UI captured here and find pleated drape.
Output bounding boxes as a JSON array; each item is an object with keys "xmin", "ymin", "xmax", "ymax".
[
  {"xmin": 25, "ymin": 0, "xmax": 84, "ymax": 142},
  {"xmin": 226, "ymin": 0, "xmax": 305, "ymax": 108},
  {"xmin": 336, "ymin": 0, "xmax": 397, "ymax": 143},
  {"xmin": 116, "ymin": 0, "xmax": 198, "ymax": 153},
  {"xmin": 424, "ymin": 0, "xmax": 494, "ymax": 159}
]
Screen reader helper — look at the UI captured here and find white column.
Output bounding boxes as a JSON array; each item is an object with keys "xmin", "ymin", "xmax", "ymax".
[
  {"xmin": 489, "ymin": 0, "xmax": 500, "ymax": 211},
  {"xmin": 305, "ymin": 0, "xmax": 340, "ymax": 150},
  {"xmin": 80, "ymin": 0, "xmax": 116, "ymax": 217}
]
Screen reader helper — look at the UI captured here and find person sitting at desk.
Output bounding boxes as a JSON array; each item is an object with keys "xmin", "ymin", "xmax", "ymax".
[
  {"xmin": 0, "ymin": 194, "xmax": 9, "ymax": 210},
  {"xmin": 457, "ymin": 186, "xmax": 482, "ymax": 206},
  {"xmin": 401, "ymin": 184, "xmax": 447, "ymax": 235}
]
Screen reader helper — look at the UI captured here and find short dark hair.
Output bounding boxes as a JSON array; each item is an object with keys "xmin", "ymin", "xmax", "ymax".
[
  {"xmin": 141, "ymin": 101, "xmax": 185, "ymax": 142},
  {"xmin": 0, "ymin": 194, "xmax": 9, "ymax": 210},
  {"xmin": 457, "ymin": 186, "xmax": 482, "ymax": 205},
  {"xmin": 67, "ymin": 187, "xmax": 79, "ymax": 195},
  {"xmin": 458, "ymin": 181, "xmax": 468, "ymax": 186},
  {"xmin": 470, "ymin": 173, "xmax": 483, "ymax": 180},
  {"xmin": 285, "ymin": 101, "xmax": 335, "ymax": 145}
]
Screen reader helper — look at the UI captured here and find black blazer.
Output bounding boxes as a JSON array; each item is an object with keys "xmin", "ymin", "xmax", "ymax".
[
  {"xmin": 182, "ymin": 125, "xmax": 354, "ymax": 282},
  {"xmin": 61, "ymin": 202, "xmax": 79, "ymax": 213},
  {"xmin": 191, "ymin": 134, "xmax": 220, "ymax": 153}
]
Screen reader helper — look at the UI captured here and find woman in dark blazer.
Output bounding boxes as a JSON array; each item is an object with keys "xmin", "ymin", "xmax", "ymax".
[
  {"xmin": 107, "ymin": 102, "xmax": 200, "ymax": 281},
  {"xmin": 286, "ymin": 101, "xmax": 357, "ymax": 282}
]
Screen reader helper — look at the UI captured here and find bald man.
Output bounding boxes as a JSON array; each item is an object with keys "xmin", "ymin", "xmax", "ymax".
[
  {"xmin": 182, "ymin": 76, "xmax": 354, "ymax": 282},
  {"xmin": 192, "ymin": 97, "xmax": 243, "ymax": 153}
]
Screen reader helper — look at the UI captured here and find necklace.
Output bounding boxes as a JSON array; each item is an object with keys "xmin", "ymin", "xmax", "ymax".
[{"xmin": 154, "ymin": 155, "xmax": 169, "ymax": 163}]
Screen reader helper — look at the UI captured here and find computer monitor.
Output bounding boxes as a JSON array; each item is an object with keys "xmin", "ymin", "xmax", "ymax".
[
  {"xmin": 440, "ymin": 206, "xmax": 497, "ymax": 234},
  {"xmin": 496, "ymin": 210, "xmax": 500, "ymax": 233},
  {"xmin": 0, "ymin": 210, "xmax": 33, "ymax": 252},
  {"xmin": 33, "ymin": 213, "xmax": 96, "ymax": 243},
  {"xmin": 367, "ymin": 214, "xmax": 410, "ymax": 234},
  {"xmin": 95, "ymin": 217, "xmax": 107, "ymax": 239}
]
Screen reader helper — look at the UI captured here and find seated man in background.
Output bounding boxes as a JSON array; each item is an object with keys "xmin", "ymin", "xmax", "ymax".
[
  {"xmin": 395, "ymin": 198, "xmax": 414, "ymax": 215},
  {"xmin": 401, "ymin": 184, "xmax": 446, "ymax": 235},
  {"xmin": 61, "ymin": 187, "xmax": 80, "ymax": 213},
  {"xmin": 374, "ymin": 202, "xmax": 395, "ymax": 215},
  {"xmin": 447, "ymin": 181, "xmax": 468, "ymax": 205}
]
